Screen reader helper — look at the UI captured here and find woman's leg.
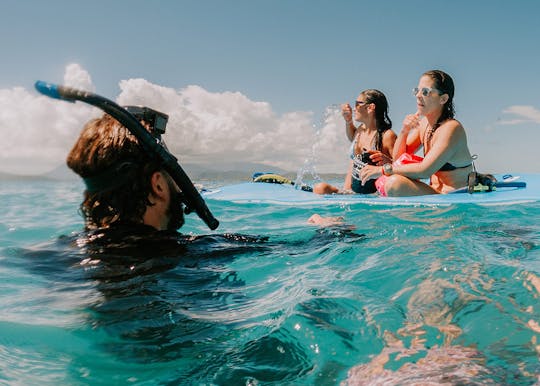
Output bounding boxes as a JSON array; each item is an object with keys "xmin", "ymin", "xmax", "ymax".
[
  {"xmin": 385, "ymin": 174, "xmax": 438, "ymax": 196},
  {"xmin": 313, "ymin": 182, "xmax": 340, "ymax": 194}
]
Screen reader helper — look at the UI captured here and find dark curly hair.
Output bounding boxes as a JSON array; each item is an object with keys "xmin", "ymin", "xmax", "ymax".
[
  {"xmin": 423, "ymin": 70, "xmax": 456, "ymax": 145},
  {"xmin": 67, "ymin": 114, "xmax": 163, "ymax": 230}
]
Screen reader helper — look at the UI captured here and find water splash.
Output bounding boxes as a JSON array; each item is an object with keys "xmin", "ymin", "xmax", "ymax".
[{"xmin": 294, "ymin": 104, "xmax": 341, "ymax": 189}]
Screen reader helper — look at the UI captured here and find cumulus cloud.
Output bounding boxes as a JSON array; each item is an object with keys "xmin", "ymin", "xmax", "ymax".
[
  {"xmin": 0, "ymin": 64, "xmax": 349, "ymax": 175},
  {"xmin": 0, "ymin": 64, "xmax": 99, "ymax": 174},
  {"xmin": 115, "ymin": 78, "xmax": 348, "ymax": 173},
  {"xmin": 64, "ymin": 63, "xmax": 95, "ymax": 92},
  {"xmin": 497, "ymin": 105, "xmax": 540, "ymax": 125}
]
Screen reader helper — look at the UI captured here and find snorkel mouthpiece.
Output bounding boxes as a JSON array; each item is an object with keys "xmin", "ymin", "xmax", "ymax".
[{"xmin": 34, "ymin": 80, "xmax": 219, "ymax": 230}]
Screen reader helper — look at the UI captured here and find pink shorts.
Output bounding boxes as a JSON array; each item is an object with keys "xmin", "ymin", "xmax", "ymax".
[{"xmin": 375, "ymin": 153, "xmax": 424, "ymax": 196}]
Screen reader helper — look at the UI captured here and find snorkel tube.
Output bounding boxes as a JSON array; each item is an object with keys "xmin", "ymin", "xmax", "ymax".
[{"xmin": 35, "ymin": 80, "xmax": 219, "ymax": 230}]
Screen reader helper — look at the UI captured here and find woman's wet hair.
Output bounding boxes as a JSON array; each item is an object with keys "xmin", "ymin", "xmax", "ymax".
[
  {"xmin": 423, "ymin": 70, "xmax": 455, "ymax": 129},
  {"xmin": 362, "ymin": 89, "xmax": 392, "ymax": 150},
  {"xmin": 67, "ymin": 114, "xmax": 168, "ymax": 230}
]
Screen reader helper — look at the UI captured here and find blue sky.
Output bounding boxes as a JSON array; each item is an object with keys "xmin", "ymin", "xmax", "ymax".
[{"xmin": 1, "ymin": 0, "xmax": 539, "ymax": 175}]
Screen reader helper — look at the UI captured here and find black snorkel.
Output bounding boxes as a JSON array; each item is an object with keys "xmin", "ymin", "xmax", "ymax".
[{"xmin": 35, "ymin": 80, "xmax": 219, "ymax": 230}]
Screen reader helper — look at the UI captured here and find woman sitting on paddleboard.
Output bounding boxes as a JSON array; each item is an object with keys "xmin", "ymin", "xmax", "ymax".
[
  {"xmin": 313, "ymin": 89, "xmax": 397, "ymax": 194},
  {"xmin": 360, "ymin": 70, "xmax": 473, "ymax": 196}
]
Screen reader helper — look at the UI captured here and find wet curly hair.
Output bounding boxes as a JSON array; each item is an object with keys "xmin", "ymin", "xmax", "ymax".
[{"xmin": 67, "ymin": 114, "xmax": 162, "ymax": 230}]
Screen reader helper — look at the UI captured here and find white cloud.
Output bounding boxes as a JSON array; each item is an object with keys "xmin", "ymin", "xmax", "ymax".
[
  {"xmin": 498, "ymin": 105, "xmax": 540, "ymax": 125},
  {"xmin": 64, "ymin": 63, "xmax": 95, "ymax": 92},
  {"xmin": 0, "ymin": 64, "xmax": 99, "ymax": 174},
  {"xmin": 115, "ymin": 79, "xmax": 350, "ymax": 173},
  {"xmin": 0, "ymin": 64, "xmax": 349, "ymax": 175}
]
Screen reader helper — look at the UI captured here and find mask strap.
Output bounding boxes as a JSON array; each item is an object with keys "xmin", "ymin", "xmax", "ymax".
[{"xmin": 83, "ymin": 161, "xmax": 139, "ymax": 193}]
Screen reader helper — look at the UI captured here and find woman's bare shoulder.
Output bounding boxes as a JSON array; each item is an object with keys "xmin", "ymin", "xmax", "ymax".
[
  {"xmin": 441, "ymin": 118, "xmax": 464, "ymax": 130},
  {"xmin": 437, "ymin": 119, "xmax": 466, "ymax": 139},
  {"xmin": 383, "ymin": 129, "xmax": 398, "ymax": 139}
]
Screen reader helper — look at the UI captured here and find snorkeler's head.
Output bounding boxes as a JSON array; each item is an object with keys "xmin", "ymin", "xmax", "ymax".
[{"xmin": 67, "ymin": 112, "xmax": 184, "ymax": 230}]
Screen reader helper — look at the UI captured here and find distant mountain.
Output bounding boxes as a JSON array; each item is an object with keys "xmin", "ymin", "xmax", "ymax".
[
  {"xmin": 0, "ymin": 171, "xmax": 54, "ymax": 181},
  {"xmin": 42, "ymin": 164, "xmax": 79, "ymax": 181},
  {"xmin": 182, "ymin": 161, "xmax": 289, "ymax": 175},
  {"xmin": 0, "ymin": 164, "xmax": 78, "ymax": 181},
  {"xmin": 0, "ymin": 161, "xmax": 344, "ymax": 184}
]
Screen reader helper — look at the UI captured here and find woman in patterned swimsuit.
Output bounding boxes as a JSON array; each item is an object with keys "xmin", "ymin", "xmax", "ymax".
[{"xmin": 313, "ymin": 89, "xmax": 396, "ymax": 195}]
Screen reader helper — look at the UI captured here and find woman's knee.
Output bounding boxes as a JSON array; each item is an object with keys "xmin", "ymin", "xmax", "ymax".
[
  {"xmin": 313, "ymin": 183, "xmax": 329, "ymax": 194},
  {"xmin": 384, "ymin": 175, "xmax": 409, "ymax": 196},
  {"xmin": 384, "ymin": 175, "xmax": 435, "ymax": 196},
  {"xmin": 313, "ymin": 182, "xmax": 337, "ymax": 195}
]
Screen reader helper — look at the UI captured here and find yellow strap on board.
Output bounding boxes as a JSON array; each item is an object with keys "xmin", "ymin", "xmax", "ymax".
[{"xmin": 253, "ymin": 174, "xmax": 293, "ymax": 185}]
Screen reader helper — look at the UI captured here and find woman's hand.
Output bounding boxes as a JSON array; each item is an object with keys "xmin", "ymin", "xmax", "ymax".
[
  {"xmin": 360, "ymin": 164, "xmax": 383, "ymax": 185},
  {"xmin": 402, "ymin": 112, "xmax": 421, "ymax": 134},
  {"xmin": 308, "ymin": 214, "xmax": 345, "ymax": 227},
  {"xmin": 342, "ymin": 103, "xmax": 353, "ymax": 123},
  {"xmin": 367, "ymin": 150, "xmax": 392, "ymax": 166}
]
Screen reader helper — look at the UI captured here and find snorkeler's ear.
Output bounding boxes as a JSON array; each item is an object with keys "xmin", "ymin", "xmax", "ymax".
[{"xmin": 150, "ymin": 171, "xmax": 168, "ymax": 200}]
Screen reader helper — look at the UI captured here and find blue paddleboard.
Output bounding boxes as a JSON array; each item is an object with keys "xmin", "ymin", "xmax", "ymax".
[{"xmin": 203, "ymin": 174, "xmax": 540, "ymax": 206}]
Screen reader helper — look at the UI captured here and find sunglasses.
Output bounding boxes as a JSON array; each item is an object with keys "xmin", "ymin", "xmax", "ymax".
[
  {"xmin": 355, "ymin": 100, "xmax": 371, "ymax": 108},
  {"xmin": 412, "ymin": 87, "xmax": 442, "ymax": 97}
]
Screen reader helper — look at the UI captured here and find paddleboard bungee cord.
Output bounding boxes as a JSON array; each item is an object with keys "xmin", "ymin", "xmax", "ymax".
[{"xmin": 34, "ymin": 81, "xmax": 219, "ymax": 230}]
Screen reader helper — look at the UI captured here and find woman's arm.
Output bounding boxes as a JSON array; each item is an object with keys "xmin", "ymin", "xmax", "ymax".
[
  {"xmin": 342, "ymin": 103, "xmax": 356, "ymax": 142},
  {"xmin": 393, "ymin": 114, "xmax": 422, "ymax": 160},
  {"xmin": 369, "ymin": 129, "xmax": 397, "ymax": 165},
  {"xmin": 393, "ymin": 120, "xmax": 463, "ymax": 178},
  {"xmin": 382, "ymin": 129, "xmax": 397, "ymax": 162},
  {"xmin": 345, "ymin": 121, "xmax": 356, "ymax": 142},
  {"xmin": 360, "ymin": 120, "xmax": 463, "ymax": 183},
  {"xmin": 343, "ymin": 161, "xmax": 353, "ymax": 191}
]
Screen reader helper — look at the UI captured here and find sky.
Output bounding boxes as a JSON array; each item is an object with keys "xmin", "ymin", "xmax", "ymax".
[{"xmin": 1, "ymin": 0, "xmax": 539, "ymax": 177}]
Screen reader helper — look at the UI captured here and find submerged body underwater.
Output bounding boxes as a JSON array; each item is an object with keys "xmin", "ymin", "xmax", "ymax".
[{"xmin": 1, "ymin": 179, "xmax": 540, "ymax": 385}]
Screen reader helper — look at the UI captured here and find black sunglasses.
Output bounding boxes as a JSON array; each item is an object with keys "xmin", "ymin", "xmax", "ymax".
[{"xmin": 355, "ymin": 100, "xmax": 371, "ymax": 108}]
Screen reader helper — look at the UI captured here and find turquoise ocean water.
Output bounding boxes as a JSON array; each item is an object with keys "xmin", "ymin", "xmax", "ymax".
[{"xmin": 1, "ymin": 178, "xmax": 540, "ymax": 385}]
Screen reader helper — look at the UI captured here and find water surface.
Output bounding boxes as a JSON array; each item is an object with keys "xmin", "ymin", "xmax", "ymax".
[{"xmin": 1, "ymin": 179, "xmax": 539, "ymax": 385}]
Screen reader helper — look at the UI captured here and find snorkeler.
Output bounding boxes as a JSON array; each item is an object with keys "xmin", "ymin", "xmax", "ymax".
[
  {"xmin": 35, "ymin": 81, "xmax": 219, "ymax": 234},
  {"xmin": 36, "ymin": 81, "xmax": 361, "ymax": 255},
  {"xmin": 66, "ymin": 109, "xmax": 189, "ymax": 232}
]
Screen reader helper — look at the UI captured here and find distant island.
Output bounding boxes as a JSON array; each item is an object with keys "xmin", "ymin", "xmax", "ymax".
[
  {"xmin": 0, "ymin": 164, "xmax": 78, "ymax": 181},
  {"xmin": 0, "ymin": 162, "xmax": 344, "ymax": 186}
]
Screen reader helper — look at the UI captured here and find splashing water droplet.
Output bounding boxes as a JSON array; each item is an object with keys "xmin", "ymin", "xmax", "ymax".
[{"xmin": 294, "ymin": 104, "xmax": 340, "ymax": 189}]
